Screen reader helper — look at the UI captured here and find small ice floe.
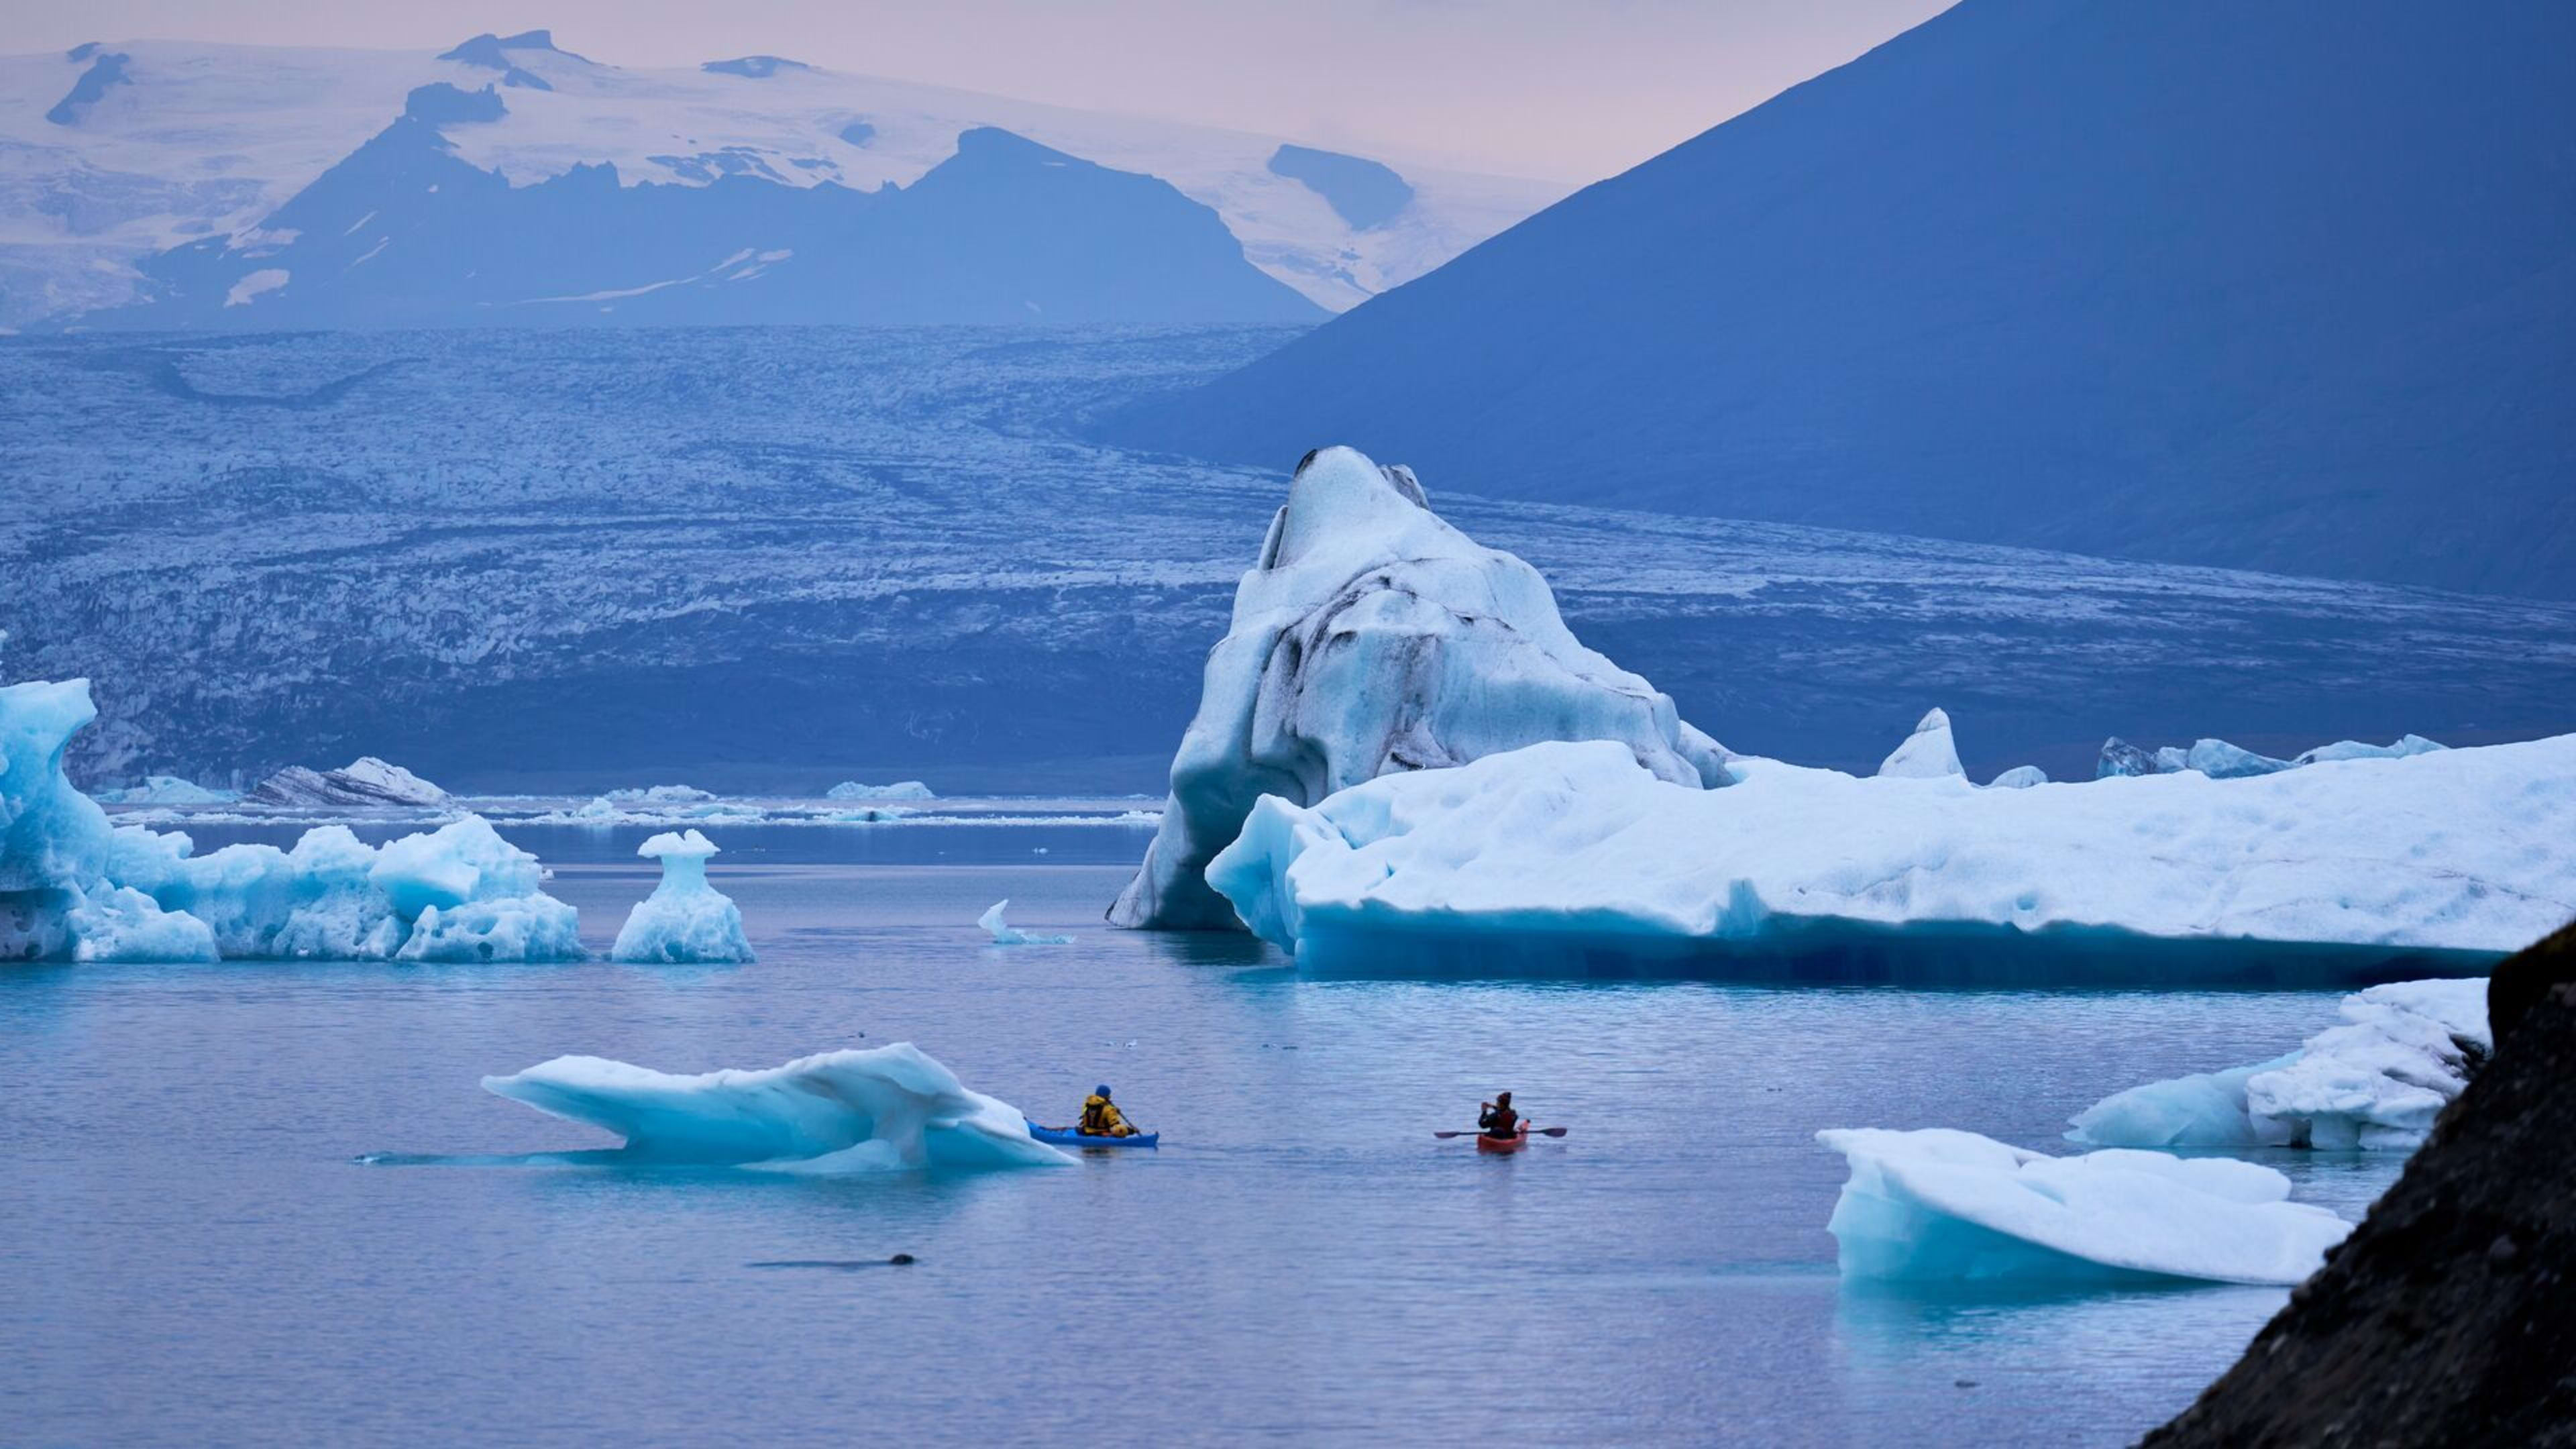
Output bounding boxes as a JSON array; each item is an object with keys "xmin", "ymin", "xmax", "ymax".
[
  {"xmin": 1816, "ymin": 1127, "xmax": 2349, "ymax": 1287},
  {"xmin": 2068, "ymin": 979, "xmax": 2489, "ymax": 1152},
  {"xmin": 610, "ymin": 829, "xmax": 753, "ymax": 963},
  {"xmin": 480, "ymin": 1042, "xmax": 1070, "ymax": 1171},
  {"xmin": 827, "ymin": 780, "xmax": 936, "ymax": 802},
  {"xmin": 979, "ymin": 900, "xmax": 1071, "ymax": 946}
]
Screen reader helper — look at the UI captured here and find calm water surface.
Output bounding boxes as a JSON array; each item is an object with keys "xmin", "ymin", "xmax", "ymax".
[{"xmin": 0, "ymin": 822, "xmax": 2402, "ymax": 1446}]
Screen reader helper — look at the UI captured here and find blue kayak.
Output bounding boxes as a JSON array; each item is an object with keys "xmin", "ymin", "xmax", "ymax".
[{"xmin": 1027, "ymin": 1123, "xmax": 1159, "ymax": 1149}]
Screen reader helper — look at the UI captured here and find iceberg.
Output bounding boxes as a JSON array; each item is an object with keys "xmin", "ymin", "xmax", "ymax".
[
  {"xmin": 1205, "ymin": 735, "xmax": 2576, "ymax": 983},
  {"xmin": 244, "ymin": 756, "xmax": 451, "ymax": 808},
  {"xmin": 2184, "ymin": 739, "xmax": 2293, "ymax": 779},
  {"xmin": 2294, "ymin": 735, "xmax": 2448, "ymax": 766},
  {"xmin": 600, "ymin": 784, "xmax": 716, "ymax": 804},
  {"xmin": 91, "ymin": 775, "xmax": 239, "ymax": 806},
  {"xmin": 1112, "ymin": 445, "xmax": 1729, "ymax": 930},
  {"xmin": 2, "ymin": 675, "xmax": 579, "ymax": 963},
  {"xmin": 1988, "ymin": 765, "xmax": 2049, "ymax": 789},
  {"xmin": 1817, "ymin": 1128, "xmax": 2351, "ymax": 1287},
  {"xmin": 481, "ymin": 1042, "xmax": 1071, "ymax": 1171},
  {"xmin": 2101, "ymin": 733, "xmax": 2446, "ymax": 781},
  {"xmin": 610, "ymin": 829, "xmax": 753, "ymax": 963},
  {"xmin": 1876, "ymin": 708, "xmax": 1963, "ymax": 779},
  {"xmin": 2097, "ymin": 737, "xmax": 2160, "ymax": 779},
  {"xmin": 977, "ymin": 899, "xmax": 1071, "ymax": 946},
  {"xmin": 2070, "ymin": 979, "xmax": 2490, "ymax": 1152},
  {"xmin": 826, "ymin": 780, "xmax": 936, "ymax": 802}
]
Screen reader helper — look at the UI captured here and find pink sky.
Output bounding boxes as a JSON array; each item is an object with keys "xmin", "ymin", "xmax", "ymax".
[{"xmin": 20, "ymin": 0, "xmax": 1950, "ymax": 180}]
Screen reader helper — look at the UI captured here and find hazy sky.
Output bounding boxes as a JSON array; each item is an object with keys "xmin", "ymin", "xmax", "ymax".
[{"xmin": 16, "ymin": 0, "xmax": 1951, "ymax": 180}]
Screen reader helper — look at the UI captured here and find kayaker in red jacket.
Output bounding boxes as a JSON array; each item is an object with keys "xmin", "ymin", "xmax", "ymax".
[{"xmin": 1478, "ymin": 1092, "xmax": 1519, "ymax": 1140}]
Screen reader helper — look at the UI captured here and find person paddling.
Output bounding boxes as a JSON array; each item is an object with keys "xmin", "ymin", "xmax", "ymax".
[
  {"xmin": 1078, "ymin": 1084, "xmax": 1137, "ymax": 1138},
  {"xmin": 1478, "ymin": 1091, "xmax": 1520, "ymax": 1140}
]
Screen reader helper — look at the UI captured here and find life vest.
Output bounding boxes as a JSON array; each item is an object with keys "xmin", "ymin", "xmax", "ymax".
[{"xmin": 1080, "ymin": 1094, "xmax": 1132, "ymax": 1136}]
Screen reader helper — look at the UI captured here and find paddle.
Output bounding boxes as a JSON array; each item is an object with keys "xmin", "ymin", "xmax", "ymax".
[{"xmin": 1434, "ymin": 1127, "xmax": 1568, "ymax": 1139}]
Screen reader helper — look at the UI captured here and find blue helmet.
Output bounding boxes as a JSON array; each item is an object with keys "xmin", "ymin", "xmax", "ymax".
[{"xmin": 1093, "ymin": 1084, "xmax": 1113, "ymax": 1097}]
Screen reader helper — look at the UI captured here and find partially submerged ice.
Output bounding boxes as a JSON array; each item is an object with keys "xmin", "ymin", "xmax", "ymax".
[
  {"xmin": 978, "ymin": 899, "xmax": 1071, "ymax": 945},
  {"xmin": 827, "ymin": 780, "xmax": 936, "ymax": 802},
  {"xmin": 610, "ymin": 829, "xmax": 753, "ymax": 963},
  {"xmin": 482, "ymin": 1042, "xmax": 1071, "ymax": 1171},
  {"xmin": 1205, "ymin": 734, "xmax": 2576, "ymax": 983},
  {"xmin": 1817, "ymin": 1127, "xmax": 2350, "ymax": 1287},
  {"xmin": 1112, "ymin": 445, "xmax": 1729, "ymax": 930},
  {"xmin": 2, "ymin": 676, "xmax": 579, "ymax": 962},
  {"xmin": 1875, "ymin": 708, "xmax": 1963, "ymax": 779},
  {"xmin": 2069, "ymin": 979, "xmax": 2489, "ymax": 1151},
  {"xmin": 2098, "ymin": 733, "xmax": 2444, "ymax": 781},
  {"xmin": 244, "ymin": 755, "xmax": 451, "ymax": 808}
]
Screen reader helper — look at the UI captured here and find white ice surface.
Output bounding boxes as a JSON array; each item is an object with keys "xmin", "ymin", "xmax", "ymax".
[
  {"xmin": 1113, "ymin": 445, "xmax": 1729, "ymax": 929},
  {"xmin": 609, "ymin": 828, "xmax": 753, "ymax": 963},
  {"xmin": 1206, "ymin": 735, "xmax": 2576, "ymax": 963},
  {"xmin": 481, "ymin": 1042, "xmax": 1070, "ymax": 1171},
  {"xmin": 977, "ymin": 898, "xmax": 1070, "ymax": 945},
  {"xmin": 826, "ymin": 780, "xmax": 935, "ymax": 801},
  {"xmin": 1876, "ymin": 708, "xmax": 1963, "ymax": 778},
  {"xmin": 1817, "ymin": 1128, "xmax": 2350, "ymax": 1286},
  {"xmin": 2070, "ymin": 978, "xmax": 2491, "ymax": 1152}
]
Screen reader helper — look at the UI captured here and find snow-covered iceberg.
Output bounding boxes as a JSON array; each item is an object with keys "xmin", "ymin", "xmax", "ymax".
[
  {"xmin": 1205, "ymin": 735, "xmax": 2575, "ymax": 982},
  {"xmin": 1876, "ymin": 708, "xmax": 1963, "ymax": 779},
  {"xmin": 3, "ymin": 676, "xmax": 579, "ymax": 963},
  {"xmin": 1112, "ymin": 445, "xmax": 1729, "ymax": 930},
  {"xmin": 610, "ymin": 829, "xmax": 753, "ymax": 963},
  {"xmin": 600, "ymin": 784, "xmax": 716, "ymax": 804},
  {"xmin": 91, "ymin": 775, "xmax": 239, "ymax": 805},
  {"xmin": 1817, "ymin": 1128, "xmax": 2350, "ymax": 1287},
  {"xmin": 244, "ymin": 756, "xmax": 451, "ymax": 808},
  {"xmin": 481, "ymin": 1042, "xmax": 1071, "ymax": 1171},
  {"xmin": 2069, "ymin": 979, "xmax": 2489, "ymax": 1152},
  {"xmin": 977, "ymin": 899, "xmax": 1071, "ymax": 945},
  {"xmin": 826, "ymin": 780, "xmax": 936, "ymax": 802},
  {"xmin": 2294, "ymin": 735, "xmax": 2447, "ymax": 766},
  {"xmin": 1988, "ymin": 765, "xmax": 2048, "ymax": 789}
]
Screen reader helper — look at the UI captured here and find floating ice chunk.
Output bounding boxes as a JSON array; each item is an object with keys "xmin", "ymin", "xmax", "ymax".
[
  {"xmin": 481, "ymin": 1042, "xmax": 1071, "ymax": 1171},
  {"xmin": 245, "ymin": 756, "xmax": 450, "ymax": 808},
  {"xmin": 610, "ymin": 829, "xmax": 753, "ymax": 963},
  {"xmin": 978, "ymin": 899, "xmax": 1071, "ymax": 945},
  {"xmin": 1876, "ymin": 708, "xmax": 1964, "ymax": 779},
  {"xmin": 1113, "ymin": 445, "xmax": 1730, "ymax": 930},
  {"xmin": 2072, "ymin": 979, "xmax": 2491, "ymax": 1151},
  {"xmin": 600, "ymin": 784, "xmax": 716, "ymax": 804},
  {"xmin": 2096, "ymin": 737, "xmax": 2160, "ymax": 778},
  {"xmin": 1817, "ymin": 1127, "xmax": 2350, "ymax": 1287},
  {"xmin": 2154, "ymin": 745, "xmax": 2191, "ymax": 773},
  {"xmin": 91, "ymin": 775, "xmax": 239, "ymax": 805},
  {"xmin": 1988, "ymin": 765, "xmax": 2048, "ymax": 788},
  {"xmin": 2184, "ymin": 738, "xmax": 2293, "ymax": 778},
  {"xmin": 2294, "ymin": 735, "xmax": 2447, "ymax": 766},
  {"xmin": 64, "ymin": 883, "xmax": 219, "ymax": 962},
  {"xmin": 1205, "ymin": 735, "xmax": 2576, "ymax": 977},
  {"xmin": 826, "ymin": 780, "xmax": 936, "ymax": 801}
]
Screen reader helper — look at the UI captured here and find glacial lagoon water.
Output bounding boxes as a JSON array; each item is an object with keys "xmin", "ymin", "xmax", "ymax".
[{"xmin": 0, "ymin": 818, "xmax": 2407, "ymax": 1446}]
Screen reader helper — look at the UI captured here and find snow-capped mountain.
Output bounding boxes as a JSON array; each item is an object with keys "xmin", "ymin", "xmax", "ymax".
[
  {"xmin": 1106, "ymin": 0, "xmax": 2576, "ymax": 600},
  {"xmin": 0, "ymin": 31, "xmax": 1565, "ymax": 327}
]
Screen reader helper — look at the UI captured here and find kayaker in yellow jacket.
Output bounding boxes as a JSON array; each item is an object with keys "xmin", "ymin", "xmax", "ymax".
[{"xmin": 1078, "ymin": 1085, "xmax": 1136, "ymax": 1137}]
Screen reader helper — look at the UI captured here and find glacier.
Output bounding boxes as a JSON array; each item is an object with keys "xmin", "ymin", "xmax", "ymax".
[
  {"xmin": 1817, "ymin": 1128, "xmax": 2351, "ymax": 1287},
  {"xmin": 1112, "ymin": 445, "xmax": 1729, "ymax": 930},
  {"xmin": 609, "ymin": 829, "xmax": 753, "ymax": 964},
  {"xmin": 1205, "ymin": 734, "xmax": 2576, "ymax": 983},
  {"xmin": 480, "ymin": 1042, "xmax": 1071, "ymax": 1171},
  {"xmin": 2069, "ymin": 979, "xmax": 2490, "ymax": 1152},
  {"xmin": 977, "ymin": 900, "xmax": 1071, "ymax": 946},
  {"xmin": 2, "ymin": 674, "xmax": 578, "ymax": 963}
]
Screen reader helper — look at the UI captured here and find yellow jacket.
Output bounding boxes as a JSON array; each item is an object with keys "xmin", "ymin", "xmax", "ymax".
[{"xmin": 1079, "ymin": 1094, "xmax": 1132, "ymax": 1136}]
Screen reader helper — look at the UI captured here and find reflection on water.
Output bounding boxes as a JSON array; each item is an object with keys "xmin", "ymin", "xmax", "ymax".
[{"xmin": 0, "ymin": 830, "xmax": 2406, "ymax": 1447}]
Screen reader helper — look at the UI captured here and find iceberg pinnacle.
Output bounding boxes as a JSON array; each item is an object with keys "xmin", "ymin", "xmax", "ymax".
[
  {"xmin": 610, "ymin": 829, "xmax": 753, "ymax": 963},
  {"xmin": 1111, "ymin": 445, "xmax": 1730, "ymax": 931},
  {"xmin": 1876, "ymin": 708, "xmax": 1964, "ymax": 779}
]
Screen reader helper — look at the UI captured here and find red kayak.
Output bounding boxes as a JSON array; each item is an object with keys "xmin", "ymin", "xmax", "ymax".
[{"xmin": 1475, "ymin": 1126, "xmax": 1531, "ymax": 1153}]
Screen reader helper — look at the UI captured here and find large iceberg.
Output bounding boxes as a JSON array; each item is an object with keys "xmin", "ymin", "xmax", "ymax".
[
  {"xmin": 1817, "ymin": 1128, "xmax": 2351, "ymax": 1287},
  {"xmin": 244, "ymin": 756, "xmax": 451, "ymax": 808},
  {"xmin": 481, "ymin": 1042, "xmax": 1071, "ymax": 1171},
  {"xmin": 3, "ymin": 676, "xmax": 579, "ymax": 963},
  {"xmin": 1206, "ymin": 734, "xmax": 2576, "ymax": 982},
  {"xmin": 610, "ymin": 829, "xmax": 753, "ymax": 963},
  {"xmin": 1112, "ymin": 445, "xmax": 1729, "ymax": 930},
  {"xmin": 2069, "ymin": 979, "xmax": 2489, "ymax": 1151}
]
